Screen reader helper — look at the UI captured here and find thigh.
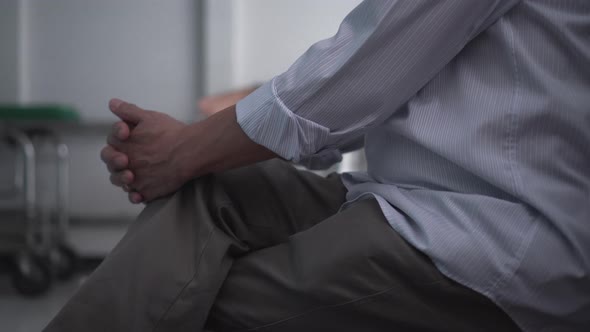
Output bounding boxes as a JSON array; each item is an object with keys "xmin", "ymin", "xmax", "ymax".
[
  {"xmin": 214, "ymin": 159, "xmax": 347, "ymax": 249},
  {"xmin": 206, "ymin": 199, "xmax": 520, "ymax": 332},
  {"xmin": 44, "ymin": 160, "xmax": 345, "ymax": 332}
]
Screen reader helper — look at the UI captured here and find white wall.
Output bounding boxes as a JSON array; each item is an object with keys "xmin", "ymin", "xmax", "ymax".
[
  {"xmin": 0, "ymin": 1, "xmax": 202, "ymax": 255},
  {"xmin": 204, "ymin": 0, "xmax": 365, "ymax": 173},
  {"xmin": 21, "ymin": 0, "xmax": 200, "ymax": 123},
  {"xmin": 0, "ymin": 0, "xmax": 19, "ymax": 103},
  {"xmin": 233, "ymin": 0, "xmax": 362, "ymax": 87},
  {"xmin": 19, "ymin": 0, "xmax": 202, "ymax": 219},
  {"xmin": 3, "ymin": 0, "xmax": 364, "ymax": 223},
  {"xmin": 203, "ymin": 0, "xmax": 236, "ymax": 95},
  {"xmin": 205, "ymin": 0, "xmax": 362, "ymax": 93}
]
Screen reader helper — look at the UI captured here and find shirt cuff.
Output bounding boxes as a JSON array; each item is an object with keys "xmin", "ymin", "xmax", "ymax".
[
  {"xmin": 236, "ymin": 79, "xmax": 336, "ymax": 163},
  {"xmin": 298, "ymin": 149, "xmax": 343, "ymax": 170}
]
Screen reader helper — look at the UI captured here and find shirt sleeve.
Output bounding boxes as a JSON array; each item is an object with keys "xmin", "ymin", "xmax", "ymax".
[
  {"xmin": 236, "ymin": 0, "xmax": 520, "ymax": 162},
  {"xmin": 298, "ymin": 134, "xmax": 365, "ymax": 170}
]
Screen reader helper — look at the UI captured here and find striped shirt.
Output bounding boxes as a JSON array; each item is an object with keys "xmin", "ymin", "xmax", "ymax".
[{"xmin": 236, "ymin": 1, "xmax": 590, "ymax": 330}]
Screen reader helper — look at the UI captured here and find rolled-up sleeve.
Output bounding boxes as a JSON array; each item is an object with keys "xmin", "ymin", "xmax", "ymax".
[{"xmin": 237, "ymin": 0, "xmax": 520, "ymax": 162}]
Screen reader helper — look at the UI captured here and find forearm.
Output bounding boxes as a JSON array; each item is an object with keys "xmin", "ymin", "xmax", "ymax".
[{"xmin": 176, "ymin": 105, "xmax": 278, "ymax": 180}]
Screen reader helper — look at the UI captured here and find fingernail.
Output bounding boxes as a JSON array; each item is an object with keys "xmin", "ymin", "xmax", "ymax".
[
  {"xmin": 123, "ymin": 170, "xmax": 133, "ymax": 183},
  {"xmin": 133, "ymin": 193, "xmax": 143, "ymax": 204}
]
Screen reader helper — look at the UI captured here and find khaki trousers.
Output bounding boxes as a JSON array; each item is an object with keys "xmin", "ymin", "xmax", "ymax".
[{"xmin": 44, "ymin": 160, "xmax": 520, "ymax": 332}]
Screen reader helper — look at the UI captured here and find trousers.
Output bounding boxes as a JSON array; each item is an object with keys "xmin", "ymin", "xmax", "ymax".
[{"xmin": 44, "ymin": 160, "xmax": 520, "ymax": 331}]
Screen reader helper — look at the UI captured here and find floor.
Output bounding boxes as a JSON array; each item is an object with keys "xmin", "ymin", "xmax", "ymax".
[
  {"xmin": 0, "ymin": 223, "xmax": 123, "ymax": 332},
  {"xmin": 0, "ymin": 264, "xmax": 93, "ymax": 332}
]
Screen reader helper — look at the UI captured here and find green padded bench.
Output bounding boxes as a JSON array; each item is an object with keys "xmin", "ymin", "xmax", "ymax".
[{"xmin": 0, "ymin": 104, "xmax": 80, "ymax": 123}]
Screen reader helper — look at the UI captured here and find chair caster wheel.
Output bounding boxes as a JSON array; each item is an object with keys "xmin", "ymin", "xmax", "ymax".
[{"xmin": 12, "ymin": 252, "xmax": 52, "ymax": 296}]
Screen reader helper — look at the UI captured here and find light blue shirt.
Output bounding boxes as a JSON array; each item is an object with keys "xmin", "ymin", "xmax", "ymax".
[{"xmin": 236, "ymin": 1, "xmax": 590, "ymax": 330}]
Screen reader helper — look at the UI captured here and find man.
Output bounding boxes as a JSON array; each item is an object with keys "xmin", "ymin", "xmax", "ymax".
[{"xmin": 45, "ymin": 1, "xmax": 589, "ymax": 331}]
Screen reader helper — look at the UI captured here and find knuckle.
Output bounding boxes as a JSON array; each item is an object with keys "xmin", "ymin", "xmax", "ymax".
[
  {"xmin": 109, "ymin": 173, "xmax": 118, "ymax": 185},
  {"xmin": 107, "ymin": 131, "xmax": 127, "ymax": 147},
  {"xmin": 106, "ymin": 134, "xmax": 117, "ymax": 147},
  {"xmin": 108, "ymin": 156, "xmax": 125, "ymax": 172},
  {"xmin": 124, "ymin": 103, "xmax": 138, "ymax": 112},
  {"xmin": 115, "ymin": 121, "xmax": 129, "ymax": 139},
  {"xmin": 140, "ymin": 191, "xmax": 151, "ymax": 202},
  {"xmin": 122, "ymin": 171, "xmax": 133, "ymax": 184},
  {"xmin": 134, "ymin": 182, "xmax": 146, "ymax": 193},
  {"xmin": 106, "ymin": 155, "xmax": 117, "ymax": 168},
  {"xmin": 114, "ymin": 154, "xmax": 127, "ymax": 168},
  {"xmin": 100, "ymin": 146, "xmax": 110, "ymax": 161},
  {"xmin": 111, "ymin": 132, "xmax": 123, "ymax": 144}
]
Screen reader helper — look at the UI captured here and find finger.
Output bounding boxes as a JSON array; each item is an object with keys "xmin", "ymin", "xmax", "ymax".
[
  {"xmin": 111, "ymin": 121, "xmax": 131, "ymax": 141},
  {"xmin": 109, "ymin": 170, "xmax": 134, "ymax": 187},
  {"xmin": 109, "ymin": 98, "xmax": 143, "ymax": 124},
  {"xmin": 101, "ymin": 147, "xmax": 129, "ymax": 172},
  {"xmin": 128, "ymin": 191, "xmax": 144, "ymax": 204},
  {"xmin": 100, "ymin": 144, "xmax": 120, "ymax": 163},
  {"xmin": 100, "ymin": 145, "xmax": 114, "ymax": 164},
  {"xmin": 106, "ymin": 132, "xmax": 123, "ymax": 149},
  {"xmin": 100, "ymin": 145, "xmax": 129, "ymax": 170},
  {"xmin": 107, "ymin": 153, "xmax": 129, "ymax": 173}
]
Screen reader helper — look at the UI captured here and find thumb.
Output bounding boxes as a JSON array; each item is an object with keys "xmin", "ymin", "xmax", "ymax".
[{"xmin": 109, "ymin": 98, "xmax": 143, "ymax": 124}]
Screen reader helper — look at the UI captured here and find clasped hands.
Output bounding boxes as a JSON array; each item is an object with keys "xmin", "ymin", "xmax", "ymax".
[{"xmin": 100, "ymin": 99, "xmax": 191, "ymax": 204}]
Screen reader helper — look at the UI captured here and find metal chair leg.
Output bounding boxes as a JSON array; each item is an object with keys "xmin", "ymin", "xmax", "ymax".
[{"xmin": 3, "ymin": 129, "xmax": 53, "ymax": 296}]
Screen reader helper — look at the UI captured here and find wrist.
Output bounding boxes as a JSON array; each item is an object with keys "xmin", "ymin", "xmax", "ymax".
[
  {"xmin": 172, "ymin": 105, "xmax": 277, "ymax": 182},
  {"xmin": 173, "ymin": 122, "xmax": 205, "ymax": 182}
]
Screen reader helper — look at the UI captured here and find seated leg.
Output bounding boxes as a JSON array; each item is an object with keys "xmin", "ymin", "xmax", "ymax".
[
  {"xmin": 206, "ymin": 199, "xmax": 521, "ymax": 332},
  {"xmin": 43, "ymin": 160, "xmax": 346, "ymax": 332}
]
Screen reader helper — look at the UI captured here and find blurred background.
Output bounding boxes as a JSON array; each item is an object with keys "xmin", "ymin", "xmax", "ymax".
[{"xmin": 0, "ymin": 0, "xmax": 362, "ymax": 330}]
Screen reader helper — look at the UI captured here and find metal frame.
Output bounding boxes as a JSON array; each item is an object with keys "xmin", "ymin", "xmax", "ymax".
[
  {"xmin": 3, "ymin": 129, "xmax": 37, "ymax": 249},
  {"xmin": 27, "ymin": 129, "xmax": 70, "ymax": 245}
]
